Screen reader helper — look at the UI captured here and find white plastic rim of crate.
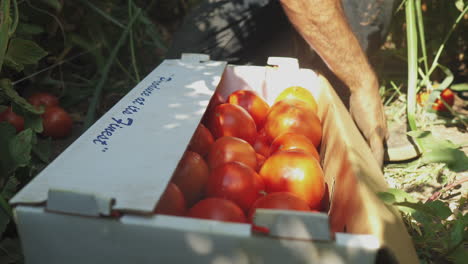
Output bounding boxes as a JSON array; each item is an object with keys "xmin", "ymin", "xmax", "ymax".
[
  {"xmin": 252, "ymin": 209, "xmax": 332, "ymax": 241},
  {"xmin": 335, "ymin": 233, "xmax": 381, "ymax": 250},
  {"xmin": 267, "ymin": 57, "xmax": 300, "ymax": 71}
]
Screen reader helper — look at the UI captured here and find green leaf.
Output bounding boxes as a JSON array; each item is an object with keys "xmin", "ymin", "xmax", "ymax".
[
  {"xmin": 0, "ymin": 79, "xmax": 44, "ymax": 115},
  {"xmin": 4, "ymin": 38, "xmax": 48, "ymax": 67},
  {"xmin": 9, "ymin": 129, "xmax": 35, "ymax": 169},
  {"xmin": 38, "ymin": 0, "xmax": 62, "ymax": 11},
  {"xmin": 449, "ymin": 218, "xmax": 465, "ymax": 248},
  {"xmin": 16, "ymin": 23, "xmax": 44, "ymax": 35},
  {"xmin": 1, "ymin": 177, "xmax": 19, "ymax": 200},
  {"xmin": 3, "ymin": 58, "xmax": 24, "ymax": 72},
  {"xmin": 0, "ymin": 123, "xmax": 17, "ymax": 177},
  {"xmin": 451, "ymin": 83, "xmax": 468, "ymax": 92},
  {"xmin": 455, "ymin": 0, "xmax": 465, "ymax": 12},
  {"xmin": 22, "ymin": 112, "xmax": 43, "ymax": 133},
  {"xmin": 426, "ymin": 200, "xmax": 452, "ymax": 220},
  {"xmin": 378, "ymin": 189, "xmax": 419, "ymax": 214},
  {"xmin": 447, "ymin": 243, "xmax": 468, "ymax": 264},
  {"xmin": 33, "ymin": 137, "xmax": 51, "ymax": 163}
]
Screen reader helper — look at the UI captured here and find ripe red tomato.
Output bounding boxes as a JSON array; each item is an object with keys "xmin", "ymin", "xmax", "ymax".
[
  {"xmin": 433, "ymin": 88, "xmax": 455, "ymax": 111},
  {"xmin": 274, "ymin": 86, "xmax": 318, "ymax": 114},
  {"xmin": 207, "ymin": 136, "xmax": 257, "ymax": 170},
  {"xmin": 269, "ymin": 133, "xmax": 320, "ymax": 161},
  {"xmin": 201, "ymin": 91, "xmax": 226, "ymax": 128},
  {"xmin": 154, "ymin": 183, "xmax": 187, "ymax": 216},
  {"xmin": 227, "ymin": 90, "xmax": 270, "ymax": 130},
  {"xmin": 206, "ymin": 162, "xmax": 265, "ymax": 212},
  {"xmin": 27, "ymin": 92, "xmax": 59, "ymax": 109},
  {"xmin": 171, "ymin": 151, "xmax": 210, "ymax": 207},
  {"xmin": 0, "ymin": 107, "xmax": 24, "ymax": 133},
  {"xmin": 264, "ymin": 99, "xmax": 322, "ymax": 147},
  {"xmin": 187, "ymin": 198, "xmax": 247, "ymax": 223},
  {"xmin": 188, "ymin": 124, "xmax": 214, "ymax": 157},
  {"xmin": 207, "ymin": 103, "xmax": 257, "ymax": 145},
  {"xmin": 248, "ymin": 192, "xmax": 311, "ymax": 222},
  {"xmin": 41, "ymin": 106, "xmax": 73, "ymax": 139},
  {"xmin": 253, "ymin": 129, "xmax": 271, "ymax": 157},
  {"xmin": 259, "ymin": 150, "xmax": 325, "ymax": 210}
]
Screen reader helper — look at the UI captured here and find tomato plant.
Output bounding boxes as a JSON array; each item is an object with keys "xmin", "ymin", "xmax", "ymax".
[
  {"xmin": 248, "ymin": 192, "xmax": 311, "ymax": 222},
  {"xmin": 207, "ymin": 103, "xmax": 257, "ymax": 145},
  {"xmin": 0, "ymin": 107, "xmax": 24, "ymax": 133},
  {"xmin": 206, "ymin": 161, "xmax": 265, "ymax": 212},
  {"xmin": 269, "ymin": 133, "xmax": 320, "ymax": 161},
  {"xmin": 27, "ymin": 93, "xmax": 59, "ymax": 109},
  {"xmin": 154, "ymin": 183, "xmax": 187, "ymax": 216},
  {"xmin": 188, "ymin": 124, "xmax": 214, "ymax": 157},
  {"xmin": 227, "ymin": 90, "xmax": 270, "ymax": 130},
  {"xmin": 207, "ymin": 136, "xmax": 257, "ymax": 170},
  {"xmin": 187, "ymin": 198, "xmax": 246, "ymax": 223},
  {"xmin": 264, "ymin": 99, "xmax": 322, "ymax": 147},
  {"xmin": 259, "ymin": 150, "xmax": 325, "ymax": 210},
  {"xmin": 171, "ymin": 151, "xmax": 209, "ymax": 207},
  {"xmin": 41, "ymin": 106, "xmax": 73, "ymax": 139}
]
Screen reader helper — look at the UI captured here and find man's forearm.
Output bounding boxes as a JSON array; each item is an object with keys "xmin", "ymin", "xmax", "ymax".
[{"xmin": 280, "ymin": 0, "xmax": 378, "ymax": 92}]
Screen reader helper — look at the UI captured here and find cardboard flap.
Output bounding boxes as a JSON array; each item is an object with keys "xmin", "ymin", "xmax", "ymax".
[{"xmin": 11, "ymin": 56, "xmax": 227, "ymax": 215}]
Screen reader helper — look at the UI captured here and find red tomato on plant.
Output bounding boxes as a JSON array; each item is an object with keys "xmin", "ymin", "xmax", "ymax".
[
  {"xmin": 264, "ymin": 99, "xmax": 322, "ymax": 147},
  {"xmin": 41, "ymin": 106, "xmax": 73, "ymax": 139},
  {"xmin": 433, "ymin": 88, "xmax": 455, "ymax": 111},
  {"xmin": 269, "ymin": 133, "xmax": 320, "ymax": 161},
  {"xmin": 171, "ymin": 151, "xmax": 210, "ymax": 207},
  {"xmin": 227, "ymin": 90, "xmax": 270, "ymax": 130},
  {"xmin": 27, "ymin": 92, "xmax": 59, "ymax": 109},
  {"xmin": 154, "ymin": 183, "xmax": 187, "ymax": 216},
  {"xmin": 259, "ymin": 150, "xmax": 325, "ymax": 210},
  {"xmin": 206, "ymin": 162, "xmax": 265, "ymax": 212},
  {"xmin": 248, "ymin": 192, "xmax": 311, "ymax": 222},
  {"xmin": 187, "ymin": 198, "xmax": 246, "ymax": 223},
  {"xmin": 207, "ymin": 103, "xmax": 257, "ymax": 145},
  {"xmin": 188, "ymin": 124, "xmax": 214, "ymax": 157},
  {"xmin": 0, "ymin": 107, "xmax": 24, "ymax": 133},
  {"xmin": 207, "ymin": 136, "xmax": 257, "ymax": 170}
]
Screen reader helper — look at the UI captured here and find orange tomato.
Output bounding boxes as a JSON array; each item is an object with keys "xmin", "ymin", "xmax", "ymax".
[
  {"xmin": 433, "ymin": 88, "xmax": 455, "ymax": 111},
  {"xmin": 269, "ymin": 133, "xmax": 320, "ymax": 161},
  {"xmin": 274, "ymin": 86, "xmax": 318, "ymax": 114},
  {"xmin": 154, "ymin": 183, "xmax": 187, "ymax": 216},
  {"xmin": 171, "ymin": 151, "xmax": 210, "ymax": 207},
  {"xmin": 188, "ymin": 124, "xmax": 214, "ymax": 157},
  {"xmin": 201, "ymin": 91, "xmax": 225, "ymax": 128},
  {"xmin": 259, "ymin": 150, "xmax": 325, "ymax": 210},
  {"xmin": 227, "ymin": 90, "xmax": 270, "ymax": 130},
  {"xmin": 206, "ymin": 162, "xmax": 265, "ymax": 212},
  {"xmin": 207, "ymin": 136, "xmax": 257, "ymax": 170},
  {"xmin": 264, "ymin": 99, "xmax": 322, "ymax": 147},
  {"xmin": 207, "ymin": 103, "xmax": 257, "ymax": 145},
  {"xmin": 256, "ymin": 153, "xmax": 266, "ymax": 172},
  {"xmin": 187, "ymin": 198, "xmax": 246, "ymax": 223}
]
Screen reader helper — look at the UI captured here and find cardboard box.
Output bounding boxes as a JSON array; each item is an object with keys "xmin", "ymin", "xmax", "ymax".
[{"xmin": 11, "ymin": 54, "xmax": 418, "ymax": 264}]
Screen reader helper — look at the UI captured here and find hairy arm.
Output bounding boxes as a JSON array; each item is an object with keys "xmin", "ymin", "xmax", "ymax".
[{"xmin": 280, "ymin": 0, "xmax": 388, "ymax": 166}]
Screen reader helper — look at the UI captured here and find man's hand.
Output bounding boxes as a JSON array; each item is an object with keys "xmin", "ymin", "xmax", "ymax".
[
  {"xmin": 280, "ymin": 0, "xmax": 388, "ymax": 167},
  {"xmin": 349, "ymin": 80, "xmax": 388, "ymax": 167}
]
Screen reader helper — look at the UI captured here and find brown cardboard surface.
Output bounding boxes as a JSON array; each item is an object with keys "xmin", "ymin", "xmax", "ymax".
[{"xmin": 317, "ymin": 75, "xmax": 419, "ymax": 264}]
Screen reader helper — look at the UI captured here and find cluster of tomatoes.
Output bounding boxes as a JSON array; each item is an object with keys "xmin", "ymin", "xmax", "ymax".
[
  {"xmin": 0, "ymin": 92, "xmax": 73, "ymax": 139},
  {"xmin": 154, "ymin": 86, "xmax": 326, "ymax": 224},
  {"xmin": 416, "ymin": 88, "xmax": 455, "ymax": 112}
]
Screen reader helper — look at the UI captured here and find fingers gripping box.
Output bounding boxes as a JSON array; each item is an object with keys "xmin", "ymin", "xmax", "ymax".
[{"xmin": 10, "ymin": 54, "xmax": 418, "ymax": 264}]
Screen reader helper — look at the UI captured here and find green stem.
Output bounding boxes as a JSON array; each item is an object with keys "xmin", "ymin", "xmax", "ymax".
[
  {"xmin": 78, "ymin": 0, "xmax": 125, "ymax": 29},
  {"xmin": 83, "ymin": 7, "xmax": 142, "ymax": 130},
  {"xmin": 128, "ymin": 0, "xmax": 140, "ymax": 83},
  {"xmin": 406, "ymin": 0, "xmax": 418, "ymax": 132},
  {"xmin": 9, "ymin": 0, "xmax": 18, "ymax": 35},
  {"xmin": 0, "ymin": 0, "xmax": 12, "ymax": 73},
  {"xmin": 415, "ymin": 0, "xmax": 428, "ymax": 75}
]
